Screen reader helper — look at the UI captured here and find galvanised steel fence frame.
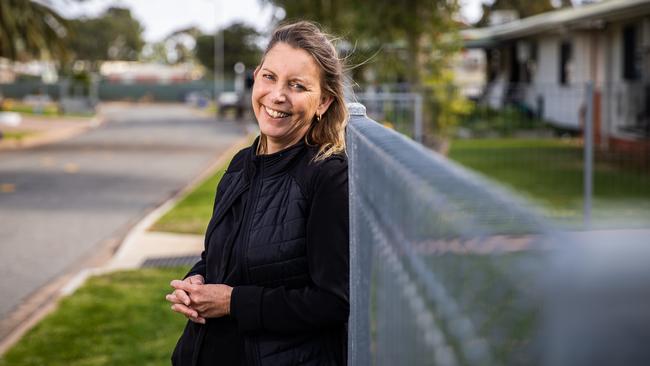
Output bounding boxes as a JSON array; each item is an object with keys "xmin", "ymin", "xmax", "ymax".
[{"xmin": 346, "ymin": 102, "xmax": 650, "ymax": 366}]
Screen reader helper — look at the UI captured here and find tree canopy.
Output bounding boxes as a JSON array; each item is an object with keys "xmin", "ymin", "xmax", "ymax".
[
  {"xmin": 65, "ymin": 7, "xmax": 145, "ymax": 62},
  {"xmin": 140, "ymin": 26, "xmax": 201, "ymax": 65},
  {"xmin": 0, "ymin": 0, "xmax": 70, "ymax": 61},
  {"xmin": 262, "ymin": 0, "xmax": 461, "ymax": 89},
  {"xmin": 262, "ymin": 0, "xmax": 469, "ymax": 140},
  {"xmin": 195, "ymin": 22, "xmax": 262, "ymax": 78}
]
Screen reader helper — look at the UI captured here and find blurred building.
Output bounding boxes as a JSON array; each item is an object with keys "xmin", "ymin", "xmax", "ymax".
[
  {"xmin": 463, "ymin": 0, "xmax": 650, "ymax": 152},
  {"xmin": 0, "ymin": 58, "xmax": 58, "ymax": 84},
  {"xmin": 100, "ymin": 61, "xmax": 204, "ymax": 84},
  {"xmin": 452, "ymin": 48, "xmax": 486, "ymax": 100}
]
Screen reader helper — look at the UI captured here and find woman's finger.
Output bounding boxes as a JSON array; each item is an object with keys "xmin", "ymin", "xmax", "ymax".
[
  {"xmin": 171, "ymin": 303, "xmax": 198, "ymax": 319},
  {"xmin": 188, "ymin": 315, "xmax": 206, "ymax": 324},
  {"xmin": 171, "ymin": 280, "xmax": 201, "ymax": 296},
  {"xmin": 165, "ymin": 293, "xmax": 180, "ymax": 303},
  {"xmin": 187, "ymin": 275, "xmax": 205, "ymax": 285},
  {"xmin": 173, "ymin": 289, "xmax": 191, "ymax": 306}
]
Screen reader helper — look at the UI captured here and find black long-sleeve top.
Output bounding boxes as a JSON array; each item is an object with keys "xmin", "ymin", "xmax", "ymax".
[{"xmin": 172, "ymin": 138, "xmax": 349, "ymax": 366}]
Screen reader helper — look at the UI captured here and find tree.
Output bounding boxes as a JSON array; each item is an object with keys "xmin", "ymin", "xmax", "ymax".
[
  {"xmin": 65, "ymin": 7, "xmax": 144, "ymax": 63},
  {"xmin": 195, "ymin": 22, "xmax": 262, "ymax": 78},
  {"xmin": 262, "ymin": 0, "xmax": 465, "ymax": 146},
  {"xmin": 140, "ymin": 26, "xmax": 201, "ymax": 65},
  {"xmin": 262, "ymin": 0, "xmax": 461, "ymax": 89},
  {"xmin": 0, "ymin": 0, "xmax": 70, "ymax": 61}
]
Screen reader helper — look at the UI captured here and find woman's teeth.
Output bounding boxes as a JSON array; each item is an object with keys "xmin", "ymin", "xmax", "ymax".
[{"xmin": 265, "ymin": 106, "xmax": 290, "ymax": 118}]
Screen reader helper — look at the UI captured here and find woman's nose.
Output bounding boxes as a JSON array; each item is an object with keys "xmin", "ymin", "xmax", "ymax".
[{"xmin": 270, "ymin": 85, "xmax": 287, "ymax": 104}]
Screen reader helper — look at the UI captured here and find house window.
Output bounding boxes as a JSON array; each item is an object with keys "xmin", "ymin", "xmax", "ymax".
[
  {"xmin": 487, "ymin": 49, "xmax": 500, "ymax": 82},
  {"xmin": 559, "ymin": 41, "xmax": 572, "ymax": 85},
  {"xmin": 509, "ymin": 44, "xmax": 520, "ymax": 83},
  {"xmin": 523, "ymin": 41, "xmax": 537, "ymax": 84},
  {"xmin": 622, "ymin": 24, "xmax": 640, "ymax": 81}
]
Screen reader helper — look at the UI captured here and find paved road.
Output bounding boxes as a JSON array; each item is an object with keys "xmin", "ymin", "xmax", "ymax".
[{"xmin": 0, "ymin": 103, "xmax": 246, "ymax": 322}]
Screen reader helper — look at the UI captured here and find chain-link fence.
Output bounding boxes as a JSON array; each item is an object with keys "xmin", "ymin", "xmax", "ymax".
[
  {"xmin": 354, "ymin": 92, "xmax": 423, "ymax": 143},
  {"xmin": 452, "ymin": 81, "xmax": 650, "ymax": 229},
  {"xmin": 346, "ymin": 102, "xmax": 650, "ymax": 366}
]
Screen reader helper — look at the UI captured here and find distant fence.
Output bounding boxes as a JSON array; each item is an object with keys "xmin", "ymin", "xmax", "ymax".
[
  {"xmin": 459, "ymin": 81, "xmax": 650, "ymax": 229},
  {"xmin": 97, "ymin": 81, "xmax": 217, "ymax": 102},
  {"xmin": 0, "ymin": 80, "xmax": 234, "ymax": 102},
  {"xmin": 346, "ymin": 102, "xmax": 650, "ymax": 365},
  {"xmin": 354, "ymin": 92, "xmax": 423, "ymax": 143}
]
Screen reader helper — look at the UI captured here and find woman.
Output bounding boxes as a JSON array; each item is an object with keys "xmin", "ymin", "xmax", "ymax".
[{"xmin": 166, "ymin": 21, "xmax": 349, "ymax": 366}]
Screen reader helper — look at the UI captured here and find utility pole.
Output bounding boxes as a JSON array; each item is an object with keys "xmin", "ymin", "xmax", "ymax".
[{"xmin": 213, "ymin": 0, "xmax": 224, "ymax": 118}]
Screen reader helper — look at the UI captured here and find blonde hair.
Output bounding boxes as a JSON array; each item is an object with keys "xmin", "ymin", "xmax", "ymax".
[{"xmin": 257, "ymin": 21, "xmax": 348, "ymax": 161}]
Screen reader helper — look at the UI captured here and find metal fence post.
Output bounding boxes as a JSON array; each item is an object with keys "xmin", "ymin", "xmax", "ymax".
[
  {"xmin": 584, "ymin": 81, "xmax": 594, "ymax": 229},
  {"xmin": 347, "ymin": 102, "xmax": 371, "ymax": 366},
  {"xmin": 414, "ymin": 93, "xmax": 423, "ymax": 143}
]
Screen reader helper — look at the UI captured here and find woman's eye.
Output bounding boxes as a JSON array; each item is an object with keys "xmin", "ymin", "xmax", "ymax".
[
  {"xmin": 290, "ymin": 82, "xmax": 306, "ymax": 91},
  {"xmin": 263, "ymin": 74, "xmax": 274, "ymax": 80}
]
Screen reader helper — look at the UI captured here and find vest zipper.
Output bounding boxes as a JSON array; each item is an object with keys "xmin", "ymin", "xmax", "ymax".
[{"xmin": 239, "ymin": 160, "xmax": 264, "ymax": 366}]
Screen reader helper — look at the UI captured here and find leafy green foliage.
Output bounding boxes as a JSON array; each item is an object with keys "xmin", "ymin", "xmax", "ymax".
[
  {"xmin": 426, "ymin": 69, "xmax": 474, "ymax": 137},
  {"xmin": 0, "ymin": 0, "xmax": 70, "ymax": 61},
  {"xmin": 458, "ymin": 105, "xmax": 548, "ymax": 137},
  {"xmin": 65, "ymin": 7, "xmax": 145, "ymax": 62},
  {"xmin": 140, "ymin": 26, "xmax": 202, "ymax": 65},
  {"xmin": 264, "ymin": 0, "xmax": 465, "ymax": 139},
  {"xmin": 195, "ymin": 23, "xmax": 262, "ymax": 77},
  {"xmin": 265, "ymin": 0, "xmax": 460, "ymax": 83},
  {"xmin": 0, "ymin": 268, "xmax": 190, "ymax": 366}
]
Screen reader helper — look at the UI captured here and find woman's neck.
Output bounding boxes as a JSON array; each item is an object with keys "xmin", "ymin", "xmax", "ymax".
[{"xmin": 261, "ymin": 126, "xmax": 309, "ymax": 155}]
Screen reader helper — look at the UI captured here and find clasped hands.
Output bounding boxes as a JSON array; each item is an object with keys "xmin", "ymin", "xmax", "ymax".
[{"xmin": 166, "ymin": 274, "xmax": 233, "ymax": 324}]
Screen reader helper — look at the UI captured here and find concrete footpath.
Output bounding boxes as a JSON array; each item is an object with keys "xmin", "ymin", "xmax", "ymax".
[
  {"xmin": 0, "ymin": 115, "xmax": 256, "ymax": 355},
  {"xmin": 0, "ymin": 112, "xmax": 104, "ymax": 150}
]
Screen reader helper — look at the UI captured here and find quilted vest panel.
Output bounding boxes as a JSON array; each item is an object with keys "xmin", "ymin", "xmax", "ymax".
[{"xmin": 247, "ymin": 173, "xmax": 310, "ymax": 288}]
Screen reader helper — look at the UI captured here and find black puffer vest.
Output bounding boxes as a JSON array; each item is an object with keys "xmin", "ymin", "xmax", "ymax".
[{"xmin": 172, "ymin": 138, "xmax": 349, "ymax": 366}]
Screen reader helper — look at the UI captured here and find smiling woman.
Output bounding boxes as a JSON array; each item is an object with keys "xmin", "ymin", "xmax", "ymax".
[
  {"xmin": 253, "ymin": 42, "xmax": 331, "ymax": 154},
  {"xmin": 167, "ymin": 21, "xmax": 350, "ymax": 366}
]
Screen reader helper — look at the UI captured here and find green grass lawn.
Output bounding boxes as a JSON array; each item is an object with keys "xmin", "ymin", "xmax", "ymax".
[
  {"xmin": 150, "ymin": 163, "xmax": 228, "ymax": 235},
  {"xmin": 0, "ymin": 267, "xmax": 190, "ymax": 366},
  {"xmin": 449, "ymin": 138, "xmax": 650, "ymax": 227},
  {"xmin": 1, "ymin": 131, "xmax": 36, "ymax": 141}
]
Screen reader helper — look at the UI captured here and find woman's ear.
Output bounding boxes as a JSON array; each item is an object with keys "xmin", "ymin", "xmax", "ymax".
[
  {"xmin": 317, "ymin": 94, "xmax": 334, "ymax": 117},
  {"xmin": 253, "ymin": 66, "xmax": 260, "ymax": 80}
]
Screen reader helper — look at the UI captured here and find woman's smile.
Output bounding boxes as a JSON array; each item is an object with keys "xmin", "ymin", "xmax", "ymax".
[
  {"xmin": 251, "ymin": 42, "xmax": 331, "ymax": 154},
  {"xmin": 262, "ymin": 105, "xmax": 292, "ymax": 119}
]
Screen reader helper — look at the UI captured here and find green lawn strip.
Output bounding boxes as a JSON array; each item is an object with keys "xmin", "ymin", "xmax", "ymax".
[
  {"xmin": 0, "ymin": 267, "xmax": 190, "ymax": 366},
  {"xmin": 151, "ymin": 134, "xmax": 256, "ymax": 235},
  {"xmin": 1, "ymin": 131, "xmax": 36, "ymax": 141},
  {"xmin": 449, "ymin": 138, "xmax": 650, "ymax": 224},
  {"xmin": 3, "ymin": 104, "xmax": 59, "ymax": 116},
  {"xmin": 150, "ymin": 161, "xmax": 228, "ymax": 235}
]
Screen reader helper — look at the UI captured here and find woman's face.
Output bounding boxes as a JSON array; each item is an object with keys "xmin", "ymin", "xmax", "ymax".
[{"xmin": 252, "ymin": 42, "xmax": 332, "ymax": 152}]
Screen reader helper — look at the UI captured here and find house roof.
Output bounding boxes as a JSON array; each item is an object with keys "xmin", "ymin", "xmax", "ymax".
[{"xmin": 462, "ymin": 0, "xmax": 650, "ymax": 48}]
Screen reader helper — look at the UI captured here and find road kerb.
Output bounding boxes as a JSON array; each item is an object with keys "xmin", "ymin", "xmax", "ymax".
[{"xmin": 0, "ymin": 127, "xmax": 256, "ymax": 356}]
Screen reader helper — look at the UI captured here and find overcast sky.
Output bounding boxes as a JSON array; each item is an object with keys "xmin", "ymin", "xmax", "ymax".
[{"xmin": 54, "ymin": 0, "xmax": 485, "ymax": 43}]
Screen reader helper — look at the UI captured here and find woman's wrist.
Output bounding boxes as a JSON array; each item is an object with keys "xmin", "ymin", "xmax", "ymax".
[{"xmin": 225, "ymin": 286, "xmax": 233, "ymax": 315}]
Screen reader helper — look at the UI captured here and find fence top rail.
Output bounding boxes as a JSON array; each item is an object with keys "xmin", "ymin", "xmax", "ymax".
[
  {"xmin": 346, "ymin": 102, "xmax": 554, "ymax": 239},
  {"xmin": 351, "ymin": 92, "xmax": 423, "ymax": 101}
]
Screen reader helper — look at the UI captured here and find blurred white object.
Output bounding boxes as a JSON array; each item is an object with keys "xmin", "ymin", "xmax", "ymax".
[
  {"xmin": 0, "ymin": 112, "xmax": 22, "ymax": 126},
  {"xmin": 218, "ymin": 92, "xmax": 239, "ymax": 106}
]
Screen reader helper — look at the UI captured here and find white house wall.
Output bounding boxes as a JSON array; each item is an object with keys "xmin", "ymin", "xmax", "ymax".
[
  {"xmin": 535, "ymin": 36, "xmax": 560, "ymax": 84},
  {"xmin": 602, "ymin": 18, "xmax": 650, "ymax": 140},
  {"xmin": 475, "ymin": 5, "xmax": 650, "ymax": 142},
  {"xmin": 529, "ymin": 34, "xmax": 584, "ymax": 129}
]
